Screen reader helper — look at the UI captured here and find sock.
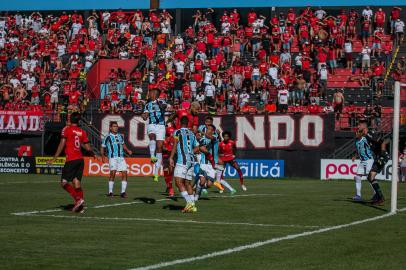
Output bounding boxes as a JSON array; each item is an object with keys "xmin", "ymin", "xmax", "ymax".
[
  {"xmin": 220, "ymin": 179, "xmax": 234, "ymax": 192},
  {"xmin": 181, "ymin": 191, "xmax": 191, "ymax": 204},
  {"xmin": 62, "ymin": 183, "xmax": 76, "ymax": 199},
  {"xmin": 74, "ymin": 187, "xmax": 84, "ymax": 201},
  {"xmin": 149, "ymin": 140, "xmax": 156, "ymax": 157},
  {"xmin": 215, "ymin": 165, "xmax": 224, "ymax": 182},
  {"xmin": 236, "ymin": 168, "xmax": 244, "ymax": 185},
  {"xmin": 164, "ymin": 170, "xmax": 173, "ymax": 189},
  {"xmin": 154, "ymin": 153, "xmax": 162, "ymax": 175},
  {"xmin": 354, "ymin": 175, "xmax": 361, "ymax": 197},
  {"xmin": 108, "ymin": 181, "xmax": 114, "ymax": 193},
  {"xmin": 189, "ymin": 194, "xmax": 195, "ymax": 204},
  {"xmin": 121, "ymin": 181, "xmax": 127, "ymax": 193},
  {"xmin": 195, "ymin": 182, "xmax": 203, "ymax": 201},
  {"xmin": 371, "ymin": 180, "xmax": 383, "ymax": 198}
]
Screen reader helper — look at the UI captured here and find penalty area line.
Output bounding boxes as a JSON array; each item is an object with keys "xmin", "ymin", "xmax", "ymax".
[
  {"xmin": 24, "ymin": 214, "xmax": 320, "ymax": 228},
  {"xmin": 11, "ymin": 193, "xmax": 280, "ymax": 216},
  {"xmin": 127, "ymin": 207, "xmax": 406, "ymax": 270}
]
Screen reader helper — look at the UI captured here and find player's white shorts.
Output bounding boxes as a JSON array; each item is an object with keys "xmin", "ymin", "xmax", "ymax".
[
  {"xmin": 200, "ymin": 164, "xmax": 216, "ymax": 180},
  {"xmin": 174, "ymin": 164, "xmax": 194, "ymax": 181},
  {"xmin": 147, "ymin": 124, "xmax": 166, "ymax": 141},
  {"xmin": 356, "ymin": 159, "xmax": 374, "ymax": 176},
  {"xmin": 109, "ymin": 157, "xmax": 127, "ymax": 172}
]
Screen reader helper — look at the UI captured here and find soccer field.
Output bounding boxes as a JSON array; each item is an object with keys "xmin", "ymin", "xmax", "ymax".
[{"xmin": 1, "ymin": 174, "xmax": 406, "ymax": 270}]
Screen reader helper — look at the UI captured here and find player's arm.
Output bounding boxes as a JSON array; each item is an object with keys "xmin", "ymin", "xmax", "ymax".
[
  {"xmin": 100, "ymin": 145, "xmax": 107, "ymax": 163},
  {"xmin": 169, "ymin": 136, "xmax": 178, "ymax": 168},
  {"xmin": 123, "ymin": 144, "xmax": 133, "ymax": 156},
  {"xmin": 167, "ymin": 111, "xmax": 177, "ymax": 123},
  {"xmin": 141, "ymin": 104, "xmax": 149, "ymax": 120},
  {"xmin": 83, "ymin": 142, "xmax": 101, "ymax": 161},
  {"xmin": 47, "ymin": 138, "xmax": 66, "ymax": 164}
]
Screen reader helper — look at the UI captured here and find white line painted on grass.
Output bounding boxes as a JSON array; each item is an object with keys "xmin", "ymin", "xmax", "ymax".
[
  {"xmin": 0, "ymin": 180, "xmax": 56, "ymax": 185},
  {"xmin": 127, "ymin": 207, "xmax": 406, "ymax": 270},
  {"xmin": 27, "ymin": 214, "xmax": 319, "ymax": 228},
  {"xmin": 11, "ymin": 193, "xmax": 279, "ymax": 216}
]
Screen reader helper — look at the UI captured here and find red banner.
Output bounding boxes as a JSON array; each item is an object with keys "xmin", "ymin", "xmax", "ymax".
[{"xmin": 0, "ymin": 110, "xmax": 44, "ymax": 135}]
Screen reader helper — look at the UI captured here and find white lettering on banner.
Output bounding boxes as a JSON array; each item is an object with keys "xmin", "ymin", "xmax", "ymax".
[
  {"xmin": 213, "ymin": 117, "xmax": 223, "ymax": 136},
  {"xmin": 300, "ymin": 115, "xmax": 323, "ymax": 147},
  {"xmin": 5, "ymin": 116, "xmax": 15, "ymax": 130},
  {"xmin": 320, "ymin": 159, "xmax": 393, "ymax": 181},
  {"xmin": 101, "ymin": 115, "xmax": 125, "ymax": 137},
  {"xmin": 28, "ymin": 116, "xmax": 40, "ymax": 131},
  {"xmin": 236, "ymin": 116, "xmax": 265, "ymax": 148},
  {"xmin": 17, "ymin": 116, "xmax": 28, "ymax": 130},
  {"xmin": 269, "ymin": 115, "xmax": 294, "ymax": 147},
  {"xmin": 129, "ymin": 117, "xmax": 148, "ymax": 147}
]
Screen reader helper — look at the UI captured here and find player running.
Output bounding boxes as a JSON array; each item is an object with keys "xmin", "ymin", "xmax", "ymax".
[
  {"xmin": 47, "ymin": 112, "xmax": 99, "ymax": 212},
  {"xmin": 163, "ymin": 123, "xmax": 176, "ymax": 197},
  {"xmin": 101, "ymin": 121, "xmax": 133, "ymax": 198},
  {"xmin": 219, "ymin": 131, "xmax": 247, "ymax": 191},
  {"xmin": 169, "ymin": 116, "xmax": 200, "ymax": 213},
  {"xmin": 352, "ymin": 128, "xmax": 374, "ymax": 201},
  {"xmin": 357, "ymin": 120, "xmax": 390, "ymax": 205},
  {"xmin": 142, "ymin": 89, "xmax": 167, "ymax": 182}
]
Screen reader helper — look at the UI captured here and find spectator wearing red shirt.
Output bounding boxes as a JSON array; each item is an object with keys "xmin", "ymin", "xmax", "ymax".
[
  {"xmin": 390, "ymin": 7, "xmax": 402, "ymax": 34},
  {"xmin": 374, "ymin": 8, "xmax": 386, "ymax": 29}
]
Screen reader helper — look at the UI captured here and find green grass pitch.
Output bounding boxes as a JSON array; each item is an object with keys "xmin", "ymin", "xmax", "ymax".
[{"xmin": 1, "ymin": 174, "xmax": 406, "ymax": 270}]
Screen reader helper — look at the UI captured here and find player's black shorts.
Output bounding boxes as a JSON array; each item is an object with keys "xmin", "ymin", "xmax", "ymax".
[
  {"xmin": 61, "ymin": 159, "xmax": 84, "ymax": 182},
  {"xmin": 371, "ymin": 151, "xmax": 390, "ymax": 174}
]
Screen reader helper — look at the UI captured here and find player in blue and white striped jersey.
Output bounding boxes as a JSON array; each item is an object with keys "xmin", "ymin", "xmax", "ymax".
[
  {"xmin": 352, "ymin": 125, "xmax": 375, "ymax": 201},
  {"xmin": 142, "ymin": 89, "xmax": 167, "ymax": 182},
  {"xmin": 169, "ymin": 116, "xmax": 199, "ymax": 213},
  {"xmin": 101, "ymin": 121, "xmax": 133, "ymax": 198}
]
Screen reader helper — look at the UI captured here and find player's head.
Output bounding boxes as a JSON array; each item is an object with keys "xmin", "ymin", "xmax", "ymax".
[
  {"xmin": 357, "ymin": 119, "xmax": 368, "ymax": 135},
  {"xmin": 109, "ymin": 121, "xmax": 119, "ymax": 134},
  {"xmin": 180, "ymin": 116, "xmax": 189, "ymax": 127},
  {"xmin": 204, "ymin": 116, "xmax": 213, "ymax": 126},
  {"xmin": 222, "ymin": 131, "xmax": 232, "ymax": 141},
  {"xmin": 70, "ymin": 112, "xmax": 81, "ymax": 125},
  {"xmin": 166, "ymin": 125, "xmax": 175, "ymax": 137},
  {"xmin": 205, "ymin": 124, "xmax": 215, "ymax": 137},
  {"xmin": 190, "ymin": 101, "xmax": 201, "ymax": 115},
  {"xmin": 149, "ymin": 88, "xmax": 159, "ymax": 100}
]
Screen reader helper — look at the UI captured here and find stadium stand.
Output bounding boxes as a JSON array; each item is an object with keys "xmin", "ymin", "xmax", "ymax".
[{"xmin": 0, "ymin": 6, "xmax": 405, "ymax": 131}]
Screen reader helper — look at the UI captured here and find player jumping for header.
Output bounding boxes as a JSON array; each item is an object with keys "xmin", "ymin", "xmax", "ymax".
[{"xmin": 142, "ymin": 88, "xmax": 167, "ymax": 182}]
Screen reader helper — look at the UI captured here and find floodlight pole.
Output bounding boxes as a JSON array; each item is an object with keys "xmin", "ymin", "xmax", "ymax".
[{"xmin": 391, "ymin": 82, "xmax": 402, "ymax": 213}]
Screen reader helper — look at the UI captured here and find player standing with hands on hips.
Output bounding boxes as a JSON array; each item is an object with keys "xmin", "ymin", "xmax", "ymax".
[
  {"xmin": 101, "ymin": 121, "xmax": 133, "ymax": 198},
  {"xmin": 142, "ymin": 89, "xmax": 167, "ymax": 182},
  {"xmin": 47, "ymin": 112, "xmax": 100, "ymax": 213}
]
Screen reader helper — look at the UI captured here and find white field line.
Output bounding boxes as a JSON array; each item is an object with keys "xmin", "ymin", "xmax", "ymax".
[
  {"xmin": 27, "ymin": 214, "xmax": 319, "ymax": 228},
  {"xmin": 11, "ymin": 193, "xmax": 280, "ymax": 216},
  {"xmin": 0, "ymin": 180, "xmax": 56, "ymax": 185},
  {"xmin": 127, "ymin": 207, "xmax": 406, "ymax": 270}
]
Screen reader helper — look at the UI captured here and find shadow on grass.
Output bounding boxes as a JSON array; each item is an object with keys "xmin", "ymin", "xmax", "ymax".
[
  {"xmin": 334, "ymin": 198, "xmax": 388, "ymax": 212},
  {"xmin": 162, "ymin": 204, "xmax": 184, "ymax": 211},
  {"xmin": 134, "ymin": 197, "xmax": 156, "ymax": 204},
  {"xmin": 59, "ymin": 204, "xmax": 74, "ymax": 211}
]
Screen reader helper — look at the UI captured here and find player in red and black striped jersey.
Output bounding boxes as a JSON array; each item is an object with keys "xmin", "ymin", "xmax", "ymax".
[
  {"xmin": 47, "ymin": 112, "xmax": 99, "ymax": 212},
  {"xmin": 163, "ymin": 124, "xmax": 176, "ymax": 197},
  {"xmin": 219, "ymin": 131, "xmax": 247, "ymax": 191}
]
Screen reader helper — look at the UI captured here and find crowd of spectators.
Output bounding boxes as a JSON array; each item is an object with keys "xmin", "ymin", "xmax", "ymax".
[{"xmin": 0, "ymin": 7, "xmax": 404, "ymax": 121}]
